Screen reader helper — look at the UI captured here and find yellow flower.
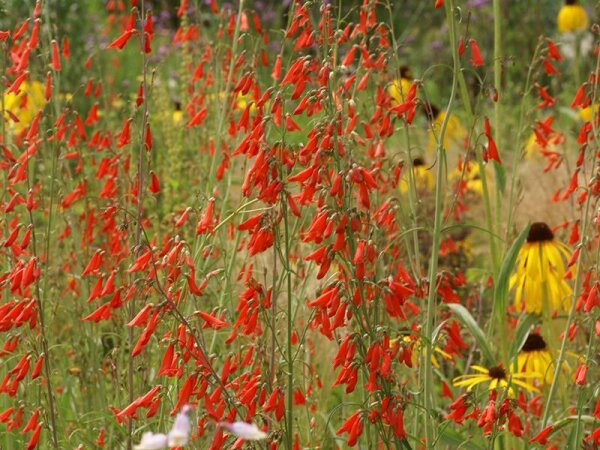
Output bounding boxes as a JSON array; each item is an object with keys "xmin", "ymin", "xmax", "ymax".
[
  {"xmin": 449, "ymin": 159, "xmax": 483, "ymax": 196},
  {"xmin": 453, "ymin": 365, "xmax": 539, "ymax": 394},
  {"xmin": 206, "ymin": 91, "xmax": 256, "ymax": 112},
  {"xmin": 509, "ymin": 222, "xmax": 572, "ymax": 314},
  {"xmin": 387, "ymin": 78, "xmax": 413, "ymax": 105},
  {"xmin": 577, "ymin": 104, "xmax": 598, "ymax": 122},
  {"xmin": 172, "ymin": 110, "xmax": 183, "ymax": 124},
  {"xmin": 524, "ymin": 132, "xmax": 565, "ymax": 159},
  {"xmin": 235, "ymin": 92, "xmax": 256, "ymax": 112},
  {"xmin": 390, "ymin": 335, "xmax": 453, "ymax": 368},
  {"xmin": 398, "ymin": 158, "xmax": 434, "ymax": 194},
  {"xmin": 3, "ymin": 80, "xmax": 45, "ymax": 132},
  {"xmin": 525, "ymin": 132, "xmax": 544, "ymax": 158},
  {"xmin": 425, "ymin": 104, "xmax": 468, "ymax": 153},
  {"xmin": 387, "ymin": 67, "xmax": 415, "ymax": 105},
  {"xmin": 557, "ymin": 0, "xmax": 589, "ymax": 33},
  {"xmin": 516, "ymin": 332, "xmax": 554, "ymax": 385}
]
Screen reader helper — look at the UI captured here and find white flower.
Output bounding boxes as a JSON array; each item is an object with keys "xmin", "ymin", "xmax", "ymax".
[
  {"xmin": 133, "ymin": 432, "xmax": 168, "ymax": 450},
  {"xmin": 167, "ymin": 405, "xmax": 192, "ymax": 447},
  {"xmin": 560, "ymin": 31, "xmax": 593, "ymax": 60},
  {"xmin": 133, "ymin": 405, "xmax": 192, "ymax": 450},
  {"xmin": 219, "ymin": 422, "xmax": 267, "ymax": 440}
]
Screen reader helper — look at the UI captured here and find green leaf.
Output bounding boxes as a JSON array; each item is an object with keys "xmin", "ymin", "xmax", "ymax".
[
  {"xmin": 465, "ymin": 267, "xmax": 487, "ymax": 284},
  {"xmin": 551, "ymin": 415, "xmax": 596, "ymax": 432},
  {"xmin": 439, "ymin": 427, "xmax": 485, "ymax": 450},
  {"xmin": 493, "ymin": 223, "xmax": 530, "ymax": 322},
  {"xmin": 493, "ymin": 161, "xmax": 506, "ymax": 194},
  {"xmin": 508, "ymin": 313, "xmax": 539, "ymax": 364},
  {"xmin": 447, "ymin": 303, "xmax": 494, "ymax": 364}
]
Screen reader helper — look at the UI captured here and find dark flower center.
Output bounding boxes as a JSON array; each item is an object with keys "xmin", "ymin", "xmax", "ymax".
[
  {"xmin": 413, "ymin": 158, "xmax": 425, "ymax": 167},
  {"xmin": 400, "ymin": 66, "xmax": 413, "ymax": 79},
  {"xmin": 422, "ymin": 102, "xmax": 441, "ymax": 121},
  {"xmin": 565, "ymin": 0, "xmax": 578, "ymax": 5},
  {"xmin": 527, "ymin": 222, "xmax": 554, "ymax": 243},
  {"xmin": 521, "ymin": 333, "xmax": 547, "ymax": 352},
  {"xmin": 488, "ymin": 366, "xmax": 507, "ymax": 380}
]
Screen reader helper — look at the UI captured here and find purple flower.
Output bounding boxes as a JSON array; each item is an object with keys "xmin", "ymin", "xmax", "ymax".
[{"xmin": 467, "ymin": 0, "xmax": 490, "ymax": 7}]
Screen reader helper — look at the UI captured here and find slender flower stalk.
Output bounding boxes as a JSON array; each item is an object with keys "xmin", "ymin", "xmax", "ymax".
[
  {"xmin": 492, "ymin": 0, "xmax": 503, "ymax": 248},
  {"xmin": 26, "ymin": 140, "xmax": 60, "ymax": 450},
  {"xmin": 204, "ymin": 0, "xmax": 245, "ymax": 194},
  {"xmin": 129, "ymin": 3, "xmax": 150, "ymax": 448},
  {"xmin": 421, "ymin": 2, "xmax": 460, "ymax": 446},
  {"xmin": 448, "ymin": 1, "xmax": 500, "ymax": 273}
]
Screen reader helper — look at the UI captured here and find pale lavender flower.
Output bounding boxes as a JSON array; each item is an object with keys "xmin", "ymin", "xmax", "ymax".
[
  {"xmin": 133, "ymin": 405, "xmax": 192, "ymax": 450},
  {"xmin": 133, "ymin": 432, "xmax": 168, "ymax": 450},
  {"xmin": 467, "ymin": 0, "xmax": 490, "ymax": 7},
  {"xmin": 167, "ymin": 405, "xmax": 192, "ymax": 446},
  {"xmin": 219, "ymin": 422, "xmax": 268, "ymax": 440}
]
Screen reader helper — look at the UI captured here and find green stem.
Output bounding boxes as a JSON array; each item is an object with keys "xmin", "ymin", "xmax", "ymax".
[
  {"xmin": 422, "ymin": 3, "xmax": 461, "ymax": 447},
  {"xmin": 384, "ymin": 0, "xmax": 423, "ymax": 285},
  {"xmin": 204, "ymin": 0, "xmax": 244, "ymax": 193},
  {"xmin": 282, "ymin": 195, "xmax": 294, "ymax": 449},
  {"xmin": 451, "ymin": 17, "xmax": 500, "ymax": 273},
  {"xmin": 128, "ymin": 3, "xmax": 149, "ymax": 448},
  {"xmin": 27, "ymin": 145, "xmax": 60, "ymax": 450},
  {"xmin": 492, "ymin": 0, "xmax": 503, "ymax": 257}
]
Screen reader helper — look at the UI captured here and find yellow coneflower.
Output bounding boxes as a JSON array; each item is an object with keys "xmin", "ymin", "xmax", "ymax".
[
  {"xmin": 424, "ymin": 103, "xmax": 468, "ymax": 153},
  {"xmin": 509, "ymin": 222, "xmax": 572, "ymax": 314},
  {"xmin": 398, "ymin": 158, "xmax": 434, "ymax": 194},
  {"xmin": 517, "ymin": 332, "xmax": 555, "ymax": 385},
  {"xmin": 557, "ymin": 0, "xmax": 589, "ymax": 33},
  {"xmin": 387, "ymin": 66, "xmax": 414, "ymax": 105},
  {"xmin": 3, "ymin": 80, "xmax": 46, "ymax": 132},
  {"xmin": 172, "ymin": 101, "xmax": 184, "ymax": 124},
  {"xmin": 453, "ymin": 365, "xmax": 539, "ymax": 394}
]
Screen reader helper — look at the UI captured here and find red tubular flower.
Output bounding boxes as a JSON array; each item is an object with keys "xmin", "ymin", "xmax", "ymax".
[
  {"xmin": 196, "ymin": 198, "xmax": 216, "ymax": 235},
  {"xmin": 571, "ymin": 84, "xmax": 588, "ymax": 109},
  {"xmin": 469, "ymin": 39, "xmax": 484, "ymax": 67},
  {"xmin": 117, "ymin": 118, "xmax": 132, "ymax": 148},
  {"xmin": 96, "ymin": 428, "xmax": 106, "ymax": 447},
  {"xmin": 508, "ymin": 412, "xmax": 523, "ymax": 437},
  {"xmin": 336, "ymin": 410, "xmax": 361, "ymax": 440},
  {"xmin": 543, "ymin": 59, "xmax": 559, "ymax": 76},
  {"xmin": 483, "ymin": 117, "xmax": 501, "ymax": 164},
  {"xmin": 197, "ymin": 311, "xmax": 228, "ymax": 330},
  {"xmin": 584, "ymin": 284, "xmax": 599, "ymax": 311},
  {"xmin": 107, "ymin": 29, "xmax": 135, "ymax": 50},
  {"xmin": 26, "ymin": 423, "xmax": 41, "ymax": 450},
  {"xmin": 546, "ymin": 39, "xmax": 562, "ymax": 61},
  {"xmin": 20, "ymin": 408, "xmax": 39, "ymax": 434},
  {"xmin": 528, "ymin": 425, "xmax": 553, "ymax": 445},
  {"xmin": 575, "ymin": 364, "xmax": 587, "ymax": 385},
  {"xmin": 51, "ymin": 40, "xmax": 61, "ymax": 71},
  {"xmin": 148, "ymin": 171, "xmax": 160, "ymax": 194}
]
